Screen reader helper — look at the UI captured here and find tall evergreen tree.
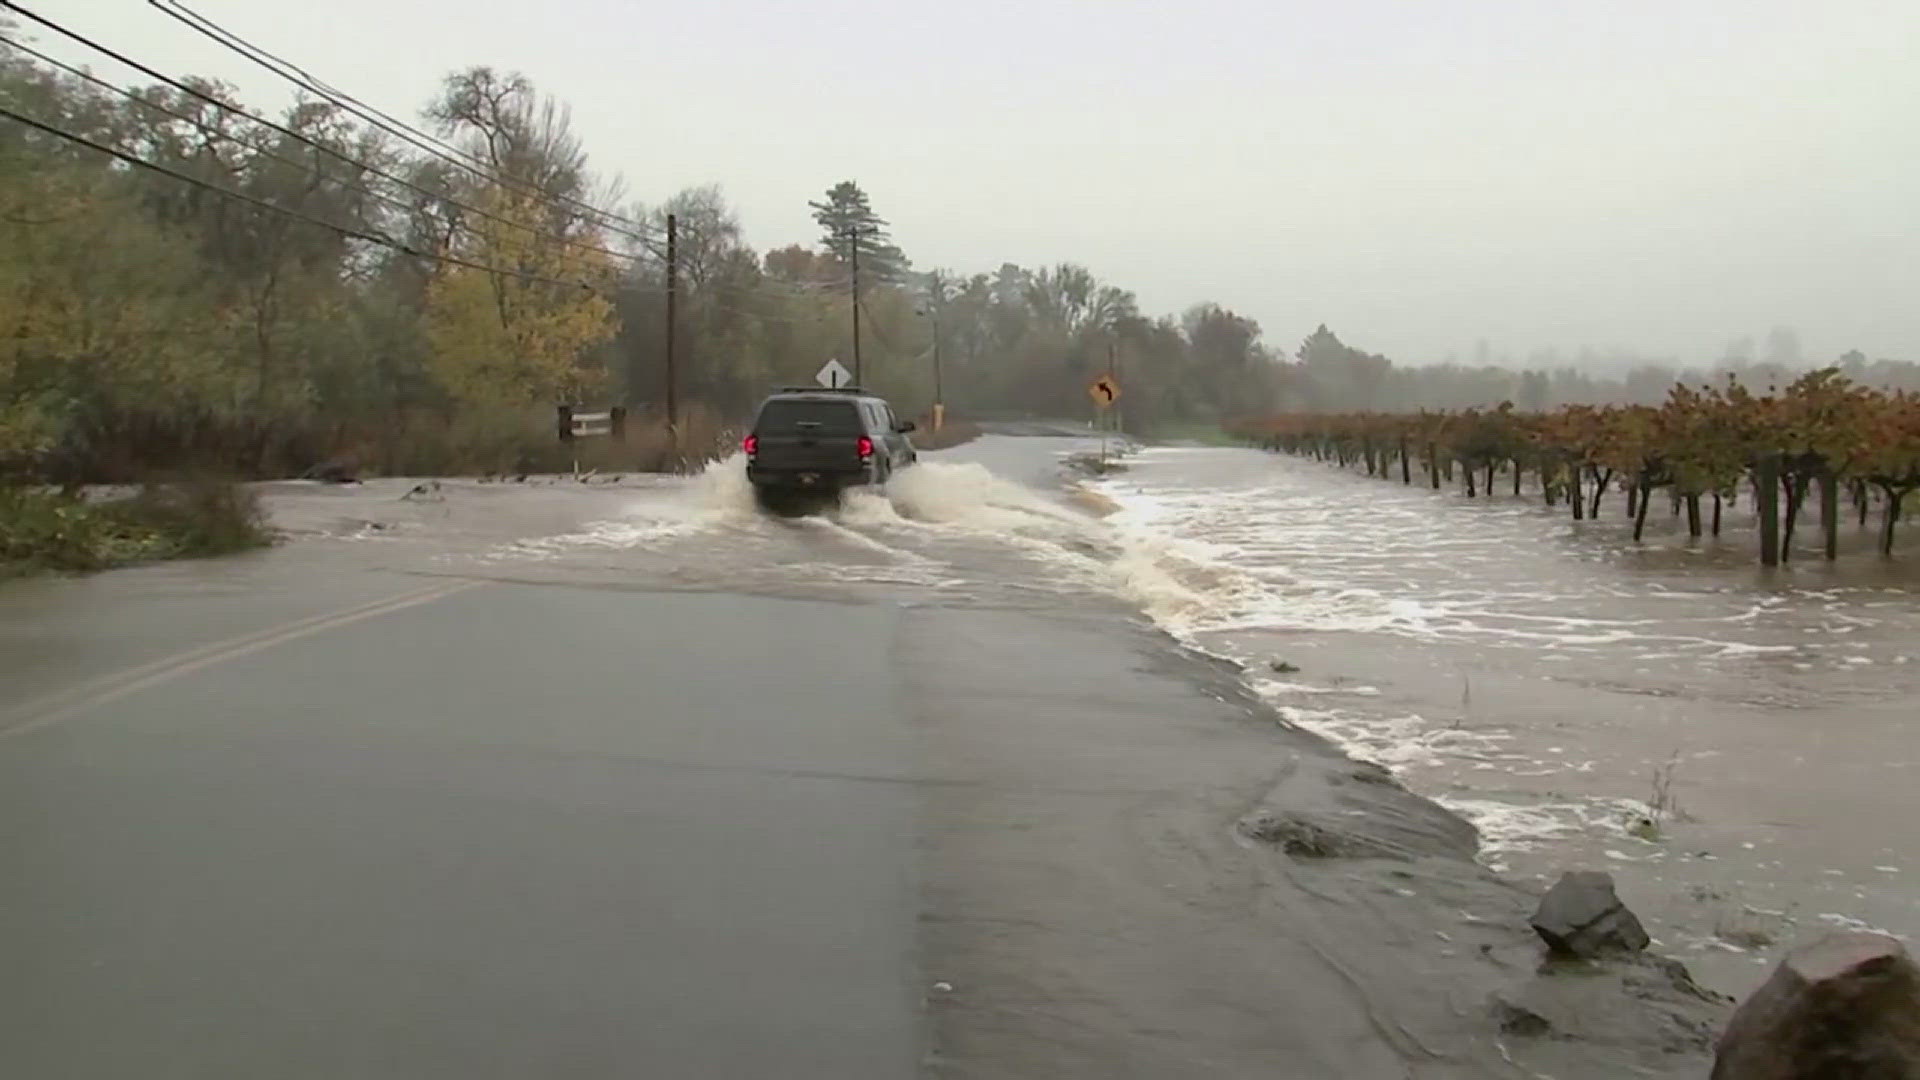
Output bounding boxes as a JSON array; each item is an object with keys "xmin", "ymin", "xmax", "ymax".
[{"xmin": 808, "ymin": 180, "xmax": 908, "ymax": 285}]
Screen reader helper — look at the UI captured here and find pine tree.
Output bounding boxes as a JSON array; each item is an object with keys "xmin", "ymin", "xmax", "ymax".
[{"xmin": 809, "ymin": 180, "xmax": 909, "ymax": 285}]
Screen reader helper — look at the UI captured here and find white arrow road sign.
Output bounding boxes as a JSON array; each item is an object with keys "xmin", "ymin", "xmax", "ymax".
[{"xmin": 816, "ymin": 358, "xmax": 853, "ymax": 388}]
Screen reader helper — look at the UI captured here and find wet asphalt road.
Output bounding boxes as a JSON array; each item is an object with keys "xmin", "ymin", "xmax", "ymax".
[
  {"xmin": 0, "ymin": 438, "xmax": 1724, "ymax": 1078},
  {"xmin": 3, "ymin": 580, "xmax": 922, "ymax": 1078}
]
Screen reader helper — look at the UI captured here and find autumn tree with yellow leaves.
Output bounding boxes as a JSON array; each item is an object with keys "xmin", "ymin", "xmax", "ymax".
[
  {"xmin": 418, "ymin": 69, "xmax": 619, "ymax": 410},
  {"xmin": 422, "ymin": 186, "xmax": 617, "ymax": 407}
]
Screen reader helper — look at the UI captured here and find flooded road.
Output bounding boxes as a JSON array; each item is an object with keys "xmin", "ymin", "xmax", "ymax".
[
  {"xmin": 11, "ymin": 431, "xmax": 1882, "ymax": 1075},
  {"xmin": 1094, "ymin": 445, "xmax": 1920, "ymax": 998},
  {"xmin": 225, "ymin": 436, "xmax": 1920, "ymax": 1003},
  {"xmin": 249, "ymin": 439, "xmax": 1158, "ymax": 621},
  {"xmin": 25, "ymin": 433, "xmax": 1644, "ymax": 1079}
]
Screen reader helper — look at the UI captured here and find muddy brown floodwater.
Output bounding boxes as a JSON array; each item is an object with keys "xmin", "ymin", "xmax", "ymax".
[
  {"xmin": 1093, "ymin": 444, "xmax": 1920, "ymax": 1000},
  {"xmin": 29, "ymin": 433, "xmax": 1885, "ymax": 1074},
  {"xmin": 258, "ymin": 439, "xmax": 1920, "ymax": 1006}
]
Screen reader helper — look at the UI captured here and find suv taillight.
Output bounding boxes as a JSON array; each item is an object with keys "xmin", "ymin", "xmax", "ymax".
[
  {"xmin": 856, "ymin": 435, "xmax": 874, "ymax": 459},
  {"xmin": 743, "ymin": 434, "xmax": 757, "ymax": 456}
]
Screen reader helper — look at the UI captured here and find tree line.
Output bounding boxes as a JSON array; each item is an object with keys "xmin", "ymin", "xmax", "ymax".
[
  {"xmin": 1281, "ymin": 325, "xmax": 1920, "ymax": 415},
  {"xmin": 1, "ymin": 29, "xmax": 1283, "ymax": 482},
  {"xmin": 1227, "ymin": 371, "xmax": 1920, "ymax": 563},
  {"xmin": 7, "ymin": 18, "xmax": 1912, "ymax": 486}
]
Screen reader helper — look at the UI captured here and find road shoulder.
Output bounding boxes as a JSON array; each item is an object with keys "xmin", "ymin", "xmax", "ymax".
[{"xmin": 903, "ymin": 606, "xmax": 1721, "ymax": 1078}]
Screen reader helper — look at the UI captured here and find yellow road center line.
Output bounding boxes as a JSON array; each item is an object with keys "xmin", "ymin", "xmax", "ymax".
[
  {"xmin": 0, "ymin": 581, "xmax": 484, "ymax": 741},
  {"xmin": 1, "ymin": 582, "xmax": 456, "ymax": 723}
]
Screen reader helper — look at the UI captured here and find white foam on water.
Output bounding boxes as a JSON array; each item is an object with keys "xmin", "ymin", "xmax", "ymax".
[
  {"xmin": 1816, "ymin": 913, "xmax": 1909, "ymax": 940},
  {"xmin": 774, "ymin": 559, "xmax": 958, "ymax": 589},
  {"xmin": 1075, "ymin": 447, "xmax": 1920, "ymax": 872},
  {"xmin": 1713, "ymin": 641, "xmax": 1799, "ymax": 658},
  {"xmin": 1086, "ymin": 455, "xmax": 1911, "ymax": 673},
  {"xmin": 1251, "ymin": 679, "xmax": 1382, "ymax": 697},
  {"xmin": 834, "ymin": 488, "xmax": 912, "ymax": 528},
  {"xmin": 884, "ymin": 460, "xmax": 1088, "ymax": 533},
  {"xmin": 1436, "ymin": 793, "xmax": 1653, "ymax": 858},
  {"xmin": 1436, "ymin": 797, "xmax": 1586, "ymax": 852},
  {"xmin": 1269, "ymin": 704, "xmax": 1518, "ymax": 772},
  {"xmin": 790, "ymin": 508, "xmax": 934, "ymax": 564},
  {"xmin": 686, "ymin": 452, "xmax": 762, "ymax": 524},
  {"xmin": 1104, "ymin": 531, "xmax": 1275, "ymax": 635},
  {"xmin": 479, "ymin": 506, "xmax": 710, "ymax": 562}
]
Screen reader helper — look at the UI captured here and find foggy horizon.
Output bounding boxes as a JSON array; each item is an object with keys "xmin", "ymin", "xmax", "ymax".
[{"xmin": 40, "ymin": 0, "xmax": 1920, "ymax": 368}]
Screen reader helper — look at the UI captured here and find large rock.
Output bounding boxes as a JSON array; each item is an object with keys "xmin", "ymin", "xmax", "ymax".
[
  {"xmin": 1712, "ymin": 931, "xmax": 1920, "ymax": 1079},
  {"xmin": 1530, "ymin": 870, "xmax": 1650, "ymax": 958}
]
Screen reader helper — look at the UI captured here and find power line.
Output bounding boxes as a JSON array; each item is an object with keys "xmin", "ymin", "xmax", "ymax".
[
  {"xmin": 858, "ymin": 298, "xmax": 935, "ymax": 363},
  {"xmin": 0, "ymin": 103, "xmax": 602, "ymax": 291},
  {"xmin": 722, "ymin": 275, "xmax": 854, "ymax": 300},
  {"xmin": 3, "ymin": 36, "xmax": 431, "ymax": 225},
  {"xmin": 2, "ymin": 13, "xmax": 906, "ymax": 323},
  {"xmin": 0, "ymin": 103, "xmax": 853, "ymax": 327},
  {"xmin": 150, "ymin": 0, "xmax": 652, "ymax": 243},
  {"xmin": 145, "ymin": 0, "xmax": 660, "ymax": 248},
  {"xmin": 0, "ymin": 14, "xmax": 659, "ymax": 272},
  {"xmin": 5, "ymin": 4, "xmax": 920, "ymax": 311},
  {"xmin": 4, "ymin": 100, "xmax": 874, "ymax": 331}
]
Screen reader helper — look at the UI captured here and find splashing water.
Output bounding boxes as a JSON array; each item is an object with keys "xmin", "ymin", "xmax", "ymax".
[
  {"xmin": 281, "ymin": 437, "xmax": 1920, "ymax": 997},
  {"xmin": 1088, "ymin": 443, "xmax": 1920, "ymax": 999}
]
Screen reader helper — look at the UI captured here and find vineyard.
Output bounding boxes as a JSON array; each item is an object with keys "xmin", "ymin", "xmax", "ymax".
[{"xmin": 1224, "ymin": 369, "xmax": 1920, "ymax": 565}]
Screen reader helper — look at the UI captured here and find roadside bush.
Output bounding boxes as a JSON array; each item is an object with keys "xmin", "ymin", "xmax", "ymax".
[
  {"xmin": 0, "ymin": 481, "xmax": 272, "ymax": 577},
  {"xmin": 23, "ymin": 403, "xmax": 745, "ymax": 485},
  {"xmin": 97, "ymin": 481, "xmax": 274, "ymax": 559},
  {"xmin": 0, "ymin": 488, "xmax": 128, "ymax": 572},
  {"xmin": 368, "ymin": 404, "xmax": 741, "ymax": 478},
  {"xmin": 619, "ymin": 407, "xmax": 742, "ymax": 475}
]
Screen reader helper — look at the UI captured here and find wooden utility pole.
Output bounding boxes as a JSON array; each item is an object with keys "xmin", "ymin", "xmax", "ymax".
[
  {"xmin": 929, "ymin": 308, "xmax": 944, "ymax": 431},
  {"xmin": 664, "ymin": 213, "xmax": 678, "ymax": 431},
  {"xmin": 1106, "ymin": 339, "xmax": 1118, "ymax": 438},
  {"xmin": 848, "ymin": 227, "xmax": 863, "ymax": 384}
]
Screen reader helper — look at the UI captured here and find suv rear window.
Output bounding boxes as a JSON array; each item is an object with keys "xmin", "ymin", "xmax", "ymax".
[{"xmin": 756, "ymin": 399, "xmax": 863, "ymax": 434}]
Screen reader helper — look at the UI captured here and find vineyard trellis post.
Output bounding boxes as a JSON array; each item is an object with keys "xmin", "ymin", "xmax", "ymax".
[
  {"xmin": 1756, "ymin": 454, "xmax": 1782, "ymax": 567},
  {"xmin": 1820, "ymin": 473, "xmax": 1839, "ymax": 560}
]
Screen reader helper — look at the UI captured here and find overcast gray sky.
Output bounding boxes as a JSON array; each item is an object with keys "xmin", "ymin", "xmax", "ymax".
[{"xmin": 37, "ymin": 0, "xmax": 1920, "ymax": 366}]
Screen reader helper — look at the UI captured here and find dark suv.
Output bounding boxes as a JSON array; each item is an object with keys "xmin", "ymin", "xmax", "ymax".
[{"xmin": 743, "ymin": 387, "xmax": 917, "ymax": 507}]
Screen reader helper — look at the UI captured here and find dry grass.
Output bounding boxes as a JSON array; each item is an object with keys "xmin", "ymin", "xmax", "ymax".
[
  {"xmin": 909, "ymin": 417, "xmax": 983, "ymax": 451},
  {"xmin": 307, "ymin": 405, "xmax": 740, "ymax": 480},
  {"xmin": 25, "ymin": 403, "xmax": 743, "ymax": 486},
  {"xmin": 1626, "ymin": 753, "xmax": 1687, "ymax": 841}
]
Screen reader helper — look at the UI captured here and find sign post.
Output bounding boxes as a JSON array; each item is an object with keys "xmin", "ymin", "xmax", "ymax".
[
  {"xmin": 816, "ymin": 358, "xmax": 853, "ymax": 389},
  {"xmin": 1088, "ymin": 375, "xmax": 1121, "ymax": 467}
]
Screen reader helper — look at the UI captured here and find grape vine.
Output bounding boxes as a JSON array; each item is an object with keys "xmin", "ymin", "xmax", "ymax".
[{"xmin": 1226, "ymin": 369, "xmax": 1920, "ymax": 564}]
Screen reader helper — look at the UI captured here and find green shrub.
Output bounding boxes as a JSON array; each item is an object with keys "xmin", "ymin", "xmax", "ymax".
[
  {"xmin": 21, "ymin": 403, "xmax": 744, "ymax": 485},
  {"xmin": 1, "ymin": 481, "xmax": 272, "ymax": 578},
  {"xmin": 97, "ymin": 481, "xmax": 274, "ymax": 559},
  {"xmin": 0, "ymin": 488, "xmax": 124, "ymax": 573}
]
